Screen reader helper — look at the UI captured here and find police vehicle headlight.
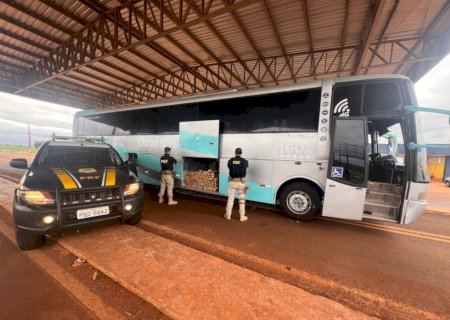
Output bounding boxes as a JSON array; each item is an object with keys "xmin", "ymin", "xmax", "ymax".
[
  {"xmin": 17, "ymin": 190, "xmax": 55, "ymax": 205},
  {"xmin": 124, "ymin": 183, "xmax": 140, "ymax": 196}
]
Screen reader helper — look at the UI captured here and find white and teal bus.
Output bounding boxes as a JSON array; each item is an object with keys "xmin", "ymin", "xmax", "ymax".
[{"xmin": 73, "ymin": 74, "xmax": 430, "ymax": 224}]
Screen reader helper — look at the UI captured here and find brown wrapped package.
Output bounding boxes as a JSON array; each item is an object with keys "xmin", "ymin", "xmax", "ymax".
[{"xmin": 184, "ymin": 170, "xmax": 218, "ymax": 191}]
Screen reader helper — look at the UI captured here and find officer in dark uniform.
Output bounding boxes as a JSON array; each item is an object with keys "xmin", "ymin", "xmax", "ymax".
[
  {"xmin": 158, "ymin": 147, "xmax": 178, "ymax": 205},
  {"xmin": 225, "ymin": 147, "xmax": 249, "ymax": 221}
]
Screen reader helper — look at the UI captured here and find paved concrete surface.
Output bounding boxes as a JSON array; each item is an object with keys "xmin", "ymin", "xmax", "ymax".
[
  {"xmin": 0, "ymin": 177, "xmax": 374, "ymax": 319},
  {"xmin": 1, "ymin": 152, "xmax": 449, "ymax": 319},
  {"xmin": 0, "ymin": 231, "xmax": 95, "ymax": 320}
]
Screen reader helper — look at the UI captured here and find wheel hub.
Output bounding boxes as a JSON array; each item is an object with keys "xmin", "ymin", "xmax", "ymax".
[{"xmin": 287, "ymin": 191, "xmax": 311, "ymax": 215}]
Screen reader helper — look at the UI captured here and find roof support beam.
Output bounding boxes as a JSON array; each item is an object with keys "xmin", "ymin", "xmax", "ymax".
[
  {"xmin": 363, "ymin": 0, "xmax": 399, "ymax": 74},
  {"xmin": 81, "ymin": 0, "xmax": 218, "ymax": 92},
  {"xmin": 225, "ymin": 1, "xmax": 278, "ymax": 85},
  {"xmin": 395, "ymin": 0, "xmax": 450, "ymax": 80},
  {"xmin": 260, "ymin": 0, "xmax": 296, "ymax": 82},
  {"xmin": 133, "ymin": 0, "xmax": 233, "ymax": 88},
  {"xmin": 12, "ymin": 0, "xmax": 257, "ymax": 95},
  {"xmin": 299, "ymin": 0, "xmax": 315, "ymax": 80},
  {"xmin": 338, "ymin": 0, "xmax": 350, "ymax": 76},
  {"xmin": 186, "ymin": 0, "xmax": 260, "ymax": 88},
  {"xmin": 355, "ymin": 0, "xmax": 388, "ymax": 74},
  {"xmin": 96, "ymin": 45, "xmax": 361, "ymax": 108}
]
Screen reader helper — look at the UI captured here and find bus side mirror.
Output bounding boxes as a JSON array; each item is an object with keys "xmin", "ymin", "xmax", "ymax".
[{"xmin": 10, "ymin": 158, "xmax": 28, "ymax": 169}]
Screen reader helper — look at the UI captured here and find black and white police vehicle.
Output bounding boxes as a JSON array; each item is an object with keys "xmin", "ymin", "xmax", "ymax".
[{"xmin": 10, "ymin": 137, "xmax": 143, "ymax": 250}]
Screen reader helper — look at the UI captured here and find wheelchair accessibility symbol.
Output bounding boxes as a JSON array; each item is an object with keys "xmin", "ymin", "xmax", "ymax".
[{"xmin": 331, "ymin": 167, "xmax": 344, "ymax": 178}]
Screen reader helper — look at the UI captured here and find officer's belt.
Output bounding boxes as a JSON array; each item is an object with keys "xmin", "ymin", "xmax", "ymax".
[
  {"xmin": 161, "ymin": 170, "xmax": 173, "ymax": 175},
  {"xmin": 229, "ymin": 177, "xmax": 245, "ymax": 182}
]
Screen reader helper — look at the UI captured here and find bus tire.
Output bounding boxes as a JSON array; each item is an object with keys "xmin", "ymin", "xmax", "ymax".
[
  {"xmin": 280, "ymin": 182, "xmax": 320, "ymax": 221},
  {"xmin": 15, "ymin": 228, "xmax": 45, "ymax": 250},
  {"xmin": 125, "ymin": 211, "xmax": 142, "ymax": 225}
]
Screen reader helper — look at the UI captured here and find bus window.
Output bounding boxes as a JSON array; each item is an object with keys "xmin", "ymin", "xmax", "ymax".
[
  {"xmin": 332, "ymin": 84, "xmax": 363, "ymax": 117},
  {"xmin": 130, "ymin": 108, "xmax": 157, "ymax": 134},
  {"xmin": 157, "ymin": 104, "xmax": 198, "ymax": 134},
  {"xmin": 199, "ymin": 97, "xmax": 249, "ymax": 133},
  {"xmin": 249, "ymin": 89, "xmax": 320, "ymax": 133},
  {"xmin": 363, "ymin": 82, "xmax": 402, "ymax": 113}
]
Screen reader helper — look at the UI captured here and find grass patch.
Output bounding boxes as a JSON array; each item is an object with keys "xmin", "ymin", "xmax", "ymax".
[{"xmin": 0, "ymin": 145, "xmax": 37, "ymax": 153}]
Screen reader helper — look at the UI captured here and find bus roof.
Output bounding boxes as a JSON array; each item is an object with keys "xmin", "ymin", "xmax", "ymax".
[{"xmin": 76, "ymin": 74, "xmax": 411, "ymax": 116}]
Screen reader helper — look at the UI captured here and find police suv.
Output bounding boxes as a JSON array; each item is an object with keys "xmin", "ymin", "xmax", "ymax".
[{"xmin": 9, "ymin": 138, "xmax": 143, "ymax": 250}]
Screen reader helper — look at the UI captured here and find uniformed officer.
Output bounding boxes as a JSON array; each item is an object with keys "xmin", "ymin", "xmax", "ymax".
[
  {"xmin": 158, "ymin": 147, "xmax": 178, "ymax": 205},
  {"xmin": 225, "ymin": 147, "xmax": 249, "ymax": 221}
]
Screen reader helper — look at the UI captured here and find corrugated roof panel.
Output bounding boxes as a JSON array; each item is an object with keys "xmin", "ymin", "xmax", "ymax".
[
  {"xmin": 187, "ymin": 22, "xmax": 229, "ymax": 60},
  {"xmin": 0, "ymin": 53, "xmax": 29, "ymax": 69},
  {"xmin": 306, "ymin": 0, "xmax": 347, "ymax": 49},
  {"xmin": 168, "ymin": 29, "xmax": 214, "ymax": 65},
  {"xmin": 234, "ymin": 2, "xmax": 284, "ymax": 57},
  {"xmin": 344, "ymin": 1, "xmax": 371, "ymax": 45},
  {"xmin": 131, "ymin": 43, "xmax": 177, "ymax": 74},
  {"xmin": 154, "ymin": 36, "xmax": 197, "ymax": 67},
  {"xmin": 2, "ymin": 1, "xmax": 70, "ymax": 42},
  {"xmin": 384, "ymin": 0, "xmax": 446, "ymax": 38},
  {"xmin": 209, "ymin": 13, "xmax": 259, "ymax": 60},
  {"xmin": 263, "ymin": 0, "xmax": 309, "ymax": 52}
]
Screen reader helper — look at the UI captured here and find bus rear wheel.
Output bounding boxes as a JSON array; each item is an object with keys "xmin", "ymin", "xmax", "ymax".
[{"xmin": 280, "ymin": 182, "xmax": 320, "ymax": 221}]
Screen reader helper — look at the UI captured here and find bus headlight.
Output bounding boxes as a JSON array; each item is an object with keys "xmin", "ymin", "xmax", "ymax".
[
  {"xmin": 124, "ymin": 183, "xmax": 140, "ymax": 196},
  {"xmin": 17, "ymin": 190, "xmax": 55, "ymax": 205}
]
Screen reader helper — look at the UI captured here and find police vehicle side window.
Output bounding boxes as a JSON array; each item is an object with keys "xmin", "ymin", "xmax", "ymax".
[
  {"xmin": 108, "ymin": 148, "xmax": 123, "ymax": 165},
  {"xmin": 199, "ymin": 98, "xmax": 249, "ymax": 133},
  {"xmin": 248, "ymin": 89, "xmax": 321, "ymax": 133}
]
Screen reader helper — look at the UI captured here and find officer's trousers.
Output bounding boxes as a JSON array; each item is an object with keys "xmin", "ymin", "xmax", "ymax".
[
  {"xmin": 159, "ymin": 174, "xmax": 174, "ymax": 198},
  {"xmin": 225, "ymin": 180, "xmax": 246, "ymax": 217}
]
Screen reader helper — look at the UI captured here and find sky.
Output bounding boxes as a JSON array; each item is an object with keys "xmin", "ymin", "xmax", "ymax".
[{"xmin": 0, "ymin": 54, "xmax": 449, "ymax": 146}]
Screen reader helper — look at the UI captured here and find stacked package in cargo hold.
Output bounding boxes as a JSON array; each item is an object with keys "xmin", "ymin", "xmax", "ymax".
[{"xmin": 184, "ymin": 170, "xmax": 218, "ymax": 191}]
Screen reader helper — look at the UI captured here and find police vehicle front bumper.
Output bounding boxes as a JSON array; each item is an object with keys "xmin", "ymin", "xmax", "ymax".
[{"xmin": 13, "ymin": 186, "xmax": 144, "ymax": 235}]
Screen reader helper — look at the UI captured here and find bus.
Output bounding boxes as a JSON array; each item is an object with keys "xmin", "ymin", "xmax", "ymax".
[{"xmin": 73, "ymin": 74, "xmax": 430, "ymax": 224}]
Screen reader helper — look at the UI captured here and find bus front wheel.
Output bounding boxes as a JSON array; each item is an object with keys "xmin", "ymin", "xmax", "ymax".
[{"xmin": 280, "ymin": 183, "xmax": 320, "ymax": 221}]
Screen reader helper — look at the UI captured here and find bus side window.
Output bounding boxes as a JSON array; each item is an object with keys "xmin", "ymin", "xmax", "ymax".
[
  {"xmin": 249, "ymin": 89, "xmax": 320, "ymax": 133},
  {"xmin": 199, "ymin": 98, "xmax": 249, "ymax": 133},
  {"xmin": 332, "ymin": 84, "xmax": 363, "ymax": 117}
]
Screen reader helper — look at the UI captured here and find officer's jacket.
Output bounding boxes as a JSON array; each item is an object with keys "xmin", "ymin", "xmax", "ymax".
[
  {"xmin": 227, "ymin": 156, "xmax": 248, "ymax": 178},
  {"xmin": 160, "ymin": 154, "xmax": 177, "ymax": 171}
]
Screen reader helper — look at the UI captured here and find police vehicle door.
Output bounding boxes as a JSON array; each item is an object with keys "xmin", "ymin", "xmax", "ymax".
[
  {"xmin": 179, "ymin": 120, "xmax": 220, "ymax": 158},
  {"xmin": 322, "ymin": 117, "xmax": 368, "ymax": 220}
]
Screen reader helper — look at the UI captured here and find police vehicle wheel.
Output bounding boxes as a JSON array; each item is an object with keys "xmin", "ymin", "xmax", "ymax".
[
  {"xmin": 15, "ymin": 227, "xmax": 45, "ymax": 250},
  {"xmin": 445, "ymin": 180, "xmax": 450, "ymax": 187},
  {"xmin": 280, "ymin": 183, "xmax": 319, "ymax": 221},
  {"xmin": 125, "ymin": 211, "xmax": 142, "ymax": 225}
]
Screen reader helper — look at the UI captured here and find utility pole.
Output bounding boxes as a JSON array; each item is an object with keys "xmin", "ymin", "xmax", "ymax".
[{"xmin": 28, "ymin": 122, "xmax": 31, "ymax": 153}]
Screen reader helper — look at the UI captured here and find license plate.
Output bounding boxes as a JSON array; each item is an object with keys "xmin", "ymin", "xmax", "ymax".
[{"xmin": 76, "ymin": 206, "xmax": 110, "ymax": 220}]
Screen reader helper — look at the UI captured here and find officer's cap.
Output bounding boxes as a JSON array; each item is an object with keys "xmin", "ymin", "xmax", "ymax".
[{"xmin": 235, "ymin": 148, "xmax": 242, "ymax": 155}]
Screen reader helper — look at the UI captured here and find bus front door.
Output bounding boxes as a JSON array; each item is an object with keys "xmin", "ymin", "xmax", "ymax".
[{"xmin": 322, "ymin": 117, "xmax": 368, "ymax": 220}]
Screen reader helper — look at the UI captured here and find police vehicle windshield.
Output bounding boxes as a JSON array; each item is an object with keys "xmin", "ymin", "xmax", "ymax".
[{"xmin": 36, "ymin": 146, "xmax": 123, "ymax": 167}]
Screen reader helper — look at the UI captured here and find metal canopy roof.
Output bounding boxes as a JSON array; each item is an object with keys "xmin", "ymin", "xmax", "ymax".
[{"xmin": 0, "ymin": 0, "xmax": 449, "ymax": 110}]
